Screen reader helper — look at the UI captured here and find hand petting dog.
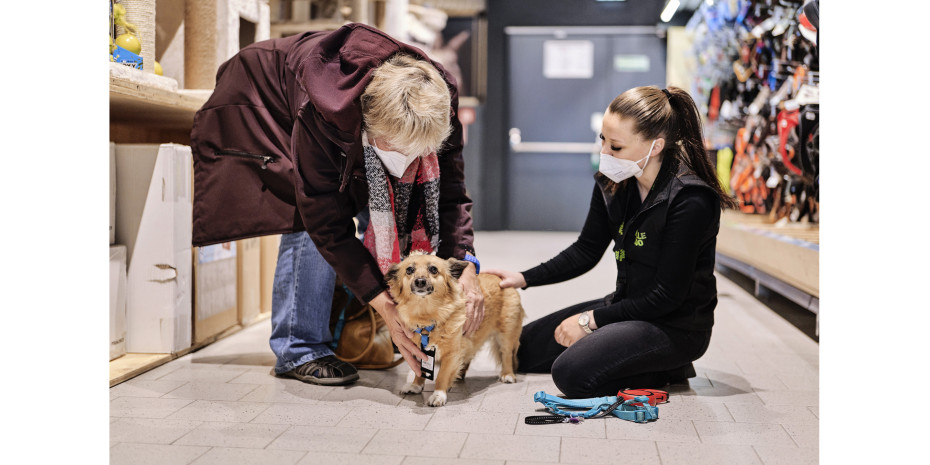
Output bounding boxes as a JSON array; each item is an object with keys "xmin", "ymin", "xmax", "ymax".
[{"xmin": 457, "ymin": 263, "xmax": 485, "ymax": 336}]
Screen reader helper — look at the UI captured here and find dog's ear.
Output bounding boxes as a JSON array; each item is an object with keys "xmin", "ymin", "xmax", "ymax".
[
  {"xmin": 384, "ymin": 263, "xmax": 400, "ymax": 284},
  {"xmin": 447, "ymin": 258, "xmax": 469, "ymax": 281}
]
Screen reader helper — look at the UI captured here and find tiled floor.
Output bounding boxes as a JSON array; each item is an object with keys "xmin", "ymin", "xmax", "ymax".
[{"xmin": 110, "ymin": 231, "xmax": 819, "ymax": 464}]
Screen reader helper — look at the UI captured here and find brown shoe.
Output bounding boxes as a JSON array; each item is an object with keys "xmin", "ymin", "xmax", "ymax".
[{"xmin": 280, "ymin": 355, "xmax": 360, "ymax": 386}]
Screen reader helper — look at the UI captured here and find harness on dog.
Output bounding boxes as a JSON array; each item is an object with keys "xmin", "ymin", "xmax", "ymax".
[
  {"xmin": 524, "ymin": 389, "xmax": 667, "ymax": 425},
  {"xmin": 416, "ymin": 324, "xmax": 437, "ymax": 380}
]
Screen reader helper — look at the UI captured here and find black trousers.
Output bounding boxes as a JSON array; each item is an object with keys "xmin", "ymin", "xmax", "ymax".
[{"xmin": 517, "ymin": 299, "xmax": 712, "ymax": 398}]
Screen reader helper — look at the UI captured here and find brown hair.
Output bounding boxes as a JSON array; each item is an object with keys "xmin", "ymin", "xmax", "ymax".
[{"xmin": 608, "ymin": 86, "xmax": 738, "ymax": 209}]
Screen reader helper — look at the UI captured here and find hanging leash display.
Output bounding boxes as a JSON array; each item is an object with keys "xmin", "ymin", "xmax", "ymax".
[{"xmin": 525, "ymin": 389, "xmax": 668, "ymax": 425}]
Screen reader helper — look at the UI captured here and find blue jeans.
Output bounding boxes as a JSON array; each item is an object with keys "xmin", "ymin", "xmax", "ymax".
[{"xmin": 269, "ymin": 231, "xmax": 338, "ymax": 374}]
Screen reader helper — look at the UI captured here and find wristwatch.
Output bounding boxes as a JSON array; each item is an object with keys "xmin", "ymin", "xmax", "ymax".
[{"xmin": 578, "ymin": 312, "xmax": 593, "ymax": 334}]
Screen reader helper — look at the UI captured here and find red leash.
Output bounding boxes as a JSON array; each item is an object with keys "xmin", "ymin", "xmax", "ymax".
[{"xmin": 617, "ymin": 389, "xmax": 669, "ymax": 407}]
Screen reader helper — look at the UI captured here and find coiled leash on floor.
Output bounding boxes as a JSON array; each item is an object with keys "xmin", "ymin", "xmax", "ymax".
[{"xmin": 525, "ymin": 389, "xmax": 668, "ymax": 425}]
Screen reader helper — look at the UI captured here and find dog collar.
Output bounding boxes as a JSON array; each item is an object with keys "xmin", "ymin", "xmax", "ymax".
[{"xmin": 416, "ymin": 324, "xmax": 435, "ymax": 350}]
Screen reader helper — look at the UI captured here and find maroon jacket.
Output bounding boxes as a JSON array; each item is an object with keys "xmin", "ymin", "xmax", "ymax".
[{"xmin": 190, "ymin": 23, "xmax": 475, "ymax": 303}]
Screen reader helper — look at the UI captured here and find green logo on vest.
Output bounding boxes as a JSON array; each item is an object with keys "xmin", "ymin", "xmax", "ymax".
[
  {"xmin": 615, "ymin": 249, "xmax": 625, "ymax": 262},
  {"xmin": 634, "ymin": 231, "xmax": 647, "ymax": 247},
  {"xmin": 618, "ymin": 223, "xmax": 624, "ymax": 236}
]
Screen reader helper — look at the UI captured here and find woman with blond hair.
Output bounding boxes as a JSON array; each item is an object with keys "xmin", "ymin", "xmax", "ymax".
[
  {"xmin": 487, "ymin": 86, "xmax": 737, "ymax": 398},
  {"xmin": 191, "ymin": 24, "xmax": 483, "ymax": 386}
]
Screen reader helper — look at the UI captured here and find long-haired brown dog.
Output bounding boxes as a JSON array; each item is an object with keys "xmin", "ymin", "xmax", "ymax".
[{"xmin": 385, "ymin": 252, "xmax": 526, "ymax": 407}]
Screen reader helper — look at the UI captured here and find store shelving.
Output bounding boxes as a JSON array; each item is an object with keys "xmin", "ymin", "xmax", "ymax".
[{"xmin": 715, "ymin": 210, "xmax": 819, "ymax": 333}]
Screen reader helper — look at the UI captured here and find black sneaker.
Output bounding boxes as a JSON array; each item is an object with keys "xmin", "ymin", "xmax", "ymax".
[{"xmin": 280, "ymin": 355, "xmax": 360, "ymax": 386}]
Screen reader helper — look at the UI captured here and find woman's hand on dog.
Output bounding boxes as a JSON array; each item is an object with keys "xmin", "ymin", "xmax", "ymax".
[
  {"xmin": 482, "ymin": 269, "xmax": 527, "ymax": 289},
  {"xmin": 458, "ymin": 263, "xmax": 486, "ymax": 336},
  {"xmin": 370, "ymin": 291, "xmax": 427, "ymax": 376}
]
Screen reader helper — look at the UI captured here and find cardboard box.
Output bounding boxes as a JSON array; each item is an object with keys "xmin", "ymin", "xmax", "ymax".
[
  {"xmin": 193, "ymin": 243, "xmax": 238, "ymax": 344},
  {"xmin": 259, "ymin": 234, "xmax": 281, "ymax": 313},
  {"xmin": 110, "ymin": 142, "xmax": 116, "ymax": 244},
  {"xmin": 110, "ymin": 245, "xmax": 128, "ymax": 360},
  {"xmin": 237, "ymin": 237, "xmax": 261, "ymax": 325},
  {"xmin": 115, "ymin": 144, "xmax": 193, "ymax": 354}
]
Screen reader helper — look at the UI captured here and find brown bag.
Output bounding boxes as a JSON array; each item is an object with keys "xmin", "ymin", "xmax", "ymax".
[{"xmin": 329, "ymin": 281, "xmax": 404, "ymax": 369}]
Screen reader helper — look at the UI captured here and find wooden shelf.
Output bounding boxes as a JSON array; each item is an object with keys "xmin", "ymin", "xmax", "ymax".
[
  {"xmin": 109, "ymin": 64, "xmax": 212, "ymax": 144},
  {"xmin": 716, "ymin": 210, "xmax": 819, "ymax": 299}
]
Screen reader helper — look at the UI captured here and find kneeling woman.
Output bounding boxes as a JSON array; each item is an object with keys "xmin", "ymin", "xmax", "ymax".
[{"xmin": 486, "ymin": 86, "xmax": 737, "ymax": 398}]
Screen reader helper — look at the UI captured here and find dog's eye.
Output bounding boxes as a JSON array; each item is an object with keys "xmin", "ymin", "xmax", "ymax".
[
  {"xmin": 428, "ymin": 265, "xmax": 439, "ymax": 275},
  {"xmin": 406, "ymin": 266, "xmax": 415, "ymax": 275}
]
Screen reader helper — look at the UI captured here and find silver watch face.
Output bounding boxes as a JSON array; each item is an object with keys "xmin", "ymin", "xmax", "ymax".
[{"xmin": 578, "ymin": 313, "xmax": 589, "ymax": 326}]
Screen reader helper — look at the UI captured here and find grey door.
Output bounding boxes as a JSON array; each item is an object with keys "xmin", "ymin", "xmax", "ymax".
[{"xmin": 506, "ymin": 27, "xmax": 667, "ymax": 231}]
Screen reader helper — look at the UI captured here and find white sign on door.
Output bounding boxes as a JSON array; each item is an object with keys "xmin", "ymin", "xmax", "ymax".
[{"xmin": 543, "ymin": 40, "xmax": 594, "ymax": 79}]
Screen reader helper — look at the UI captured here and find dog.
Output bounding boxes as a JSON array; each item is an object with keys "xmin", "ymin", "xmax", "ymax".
[{"xmin": 385, "ymin": 252, "xmax": 525, "ymax": 407}]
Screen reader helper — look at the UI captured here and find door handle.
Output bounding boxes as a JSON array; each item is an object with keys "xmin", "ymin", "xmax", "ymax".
[{"xmin": 508, "ymin": 128, "xmax": 599, "ymax": 153}]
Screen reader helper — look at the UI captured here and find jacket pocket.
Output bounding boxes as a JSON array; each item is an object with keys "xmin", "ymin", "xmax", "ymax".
[{"xmin": 214, "ymin": 149, "xmax": 277, "ymax": 170}]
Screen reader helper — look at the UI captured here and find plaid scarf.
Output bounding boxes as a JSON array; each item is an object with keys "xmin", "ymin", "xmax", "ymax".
[{"xmin": 363, "ymin": 145, "xmax": 440, "ymax": 274}]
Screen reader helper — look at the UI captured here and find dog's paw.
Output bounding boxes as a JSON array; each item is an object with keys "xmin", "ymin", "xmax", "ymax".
[
  {"xmin": 427, "ymin": 390, "xmax": 448, "ymax": 407},
  {"xmin": 400, "ymin": 382, "xmax": 424, "ymax": 394},
  {"xmin": 499, "ymin": 373, "xmax": 516, "ymax": 384}
]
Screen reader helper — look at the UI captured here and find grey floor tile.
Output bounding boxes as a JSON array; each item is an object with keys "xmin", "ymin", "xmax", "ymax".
[
  {"xmin": 403, "ymin": 389, "xmax": 488, "ymax": 411},
  {"xmin": 605, "ymin": 418, "xmax": 700, "ymax": 443},
  {"xmin": 560, "ymin": 437, "xmax": 661, "ymax": 465},
  {"xmin": 336, "ymin": 405, "xmax": 435, "ymax": 430},
  {"xmin": 478, "ymin": 388, "xmax": 539, "ymax": 413},
  {"xmin": 725, "ymin": 403, "xmax": 819, "ymax": 425},
  {"xmin": 319, "ymin": 383, "xmax": 405, "ymax": 408},
  {"xmin": 110, "ymin": 396, "xmax": 195, "ymax": 419},
  {"xmin": 299, "ymin": 452, "xmax": 405, "ymax": 465},
  {"xmin": 239, "ymin": 381, "xmax": 333, "ymax": 403},
  {"xmin": 250, "ymin": 402, "xmax": 352, "ymax": 426},
  {"xmin": 110, "ymin": 379, "xmax": 188, "ymax": 398},
  {"xmin": 459, "ymin": 433, "xmax": 560, "ymax": 463},
  {"xmin": 514, "ymin": 413, "xmax": 606, "ymax": 438},
  {"xmin": 363, "ymin": 429, "xmax": 467, "ymax": 458},
  {"xmin": 403, "ymin": 458, "xmax": 504, "ymax": 465},
  {"xmin": 158, "ymin": 365, "xmax": 252, "ymax": 383},
  {"xmin": 808, "ymin": 405, "xmax": 818, "ymax": 419},
  {"xmin": 190, "ymin": 447, "xmax": 306, "ymax": 465},
  {"xmin": 677, "ymin": 385, "xmax": 765, "ymax": 404},
  {"xmin": 659, "ymin": 397, "xmax": 734, "ymax": 421},
  {"xmin": 166, "ymin": 400, "xmax": 271, "ymax": 423},
  {"xmin": 163, "ymin": 381, "xmax": 261, "ymax": 401},
  {"xmin": 656, "ymin": 441, "xmax": 763, "ymax": 465},
  {"xmin": 705, "ymin": 370, "xmax": 790, "ymax": 391},
  {"xmin": 782, "ymin": 423, "xmax": 819, "ymax": 449},
  {"xmin": 754, "ymin": 389, "xmax": 819, "ymax": 406},
  {"xmin": 228, "ymin": 369, "xmax": 284, "ymax": 385},
  {"xmin": 267, "ymin": 425, "xmax": 377, "ymax": 453},
  {"xmin": 775, "ymin": 372, "xmax": 820, "ymax": 391},
  {"xmin": 174, "ymin": 421, "xmax": 290, "ymax": 448},
  {"xmin": 109, "ymin": 442, "xmax": 209, "ymax": 465},
  {"xmin": 426, "ymin": 409, "xmax": 519, "ymax": 434},
  {"xmin": 692, "ymin": 421, "xmax": 797, "ymax": 447},
  {"xmin": 109, "ymin": 418, "xmax": 202, "ymax": 444},
  {"xmin": 753, "ymin": 445, "xmax": 819, "ymax": 465}
]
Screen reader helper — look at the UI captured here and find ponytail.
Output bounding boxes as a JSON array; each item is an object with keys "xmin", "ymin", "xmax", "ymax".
[{"xmin": 665, "ymin": 87, "xmax": 739, "ymax": 209}]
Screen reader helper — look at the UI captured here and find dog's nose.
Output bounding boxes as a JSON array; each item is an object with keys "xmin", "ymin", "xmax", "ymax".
[{"xmin": 414, "ymin": 277, "xmax": 427, "ymax": 287}]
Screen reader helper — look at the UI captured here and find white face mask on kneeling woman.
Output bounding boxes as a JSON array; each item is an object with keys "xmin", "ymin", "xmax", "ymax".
[{"xmin": 598, "ymin": 138, "xmax": 658, "ymax": 183}]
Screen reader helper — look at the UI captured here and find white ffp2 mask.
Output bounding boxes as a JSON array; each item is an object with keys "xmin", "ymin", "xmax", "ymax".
[
  {"xmin": 364, "ymin": 131, "xmax": 419, "ymax": 178},
  {"xmin": 598, "ymin": 139, "xmax": 658, "ymax": 183}
]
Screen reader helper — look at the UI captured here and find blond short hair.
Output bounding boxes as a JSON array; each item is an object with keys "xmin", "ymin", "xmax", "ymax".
[{"xmin": 361, "ymin": 54, "xmax": 452, "ymax": 156}]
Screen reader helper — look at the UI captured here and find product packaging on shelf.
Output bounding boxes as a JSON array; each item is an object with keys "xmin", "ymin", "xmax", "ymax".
[
  {"xmin": 109, "ymin": 245, "xmax": 128, "ymax": 360},
  {"xmin": 193, "ymin": 242, "xmax": 238, "ymax": 344},
  {"xmin": 115, "ymin": 143, "xmax": 193, "ymax": 354},
  {"xmin": 110, "ymin": 142, "xmax": 117, "ymax": 245},
  {"xmin": 237, "ymin": 237, "xmax": 262, "ymax": 326},
  {"xmin": 260, "ymin": 234, "xmax": 281, "ymax": 314}
]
